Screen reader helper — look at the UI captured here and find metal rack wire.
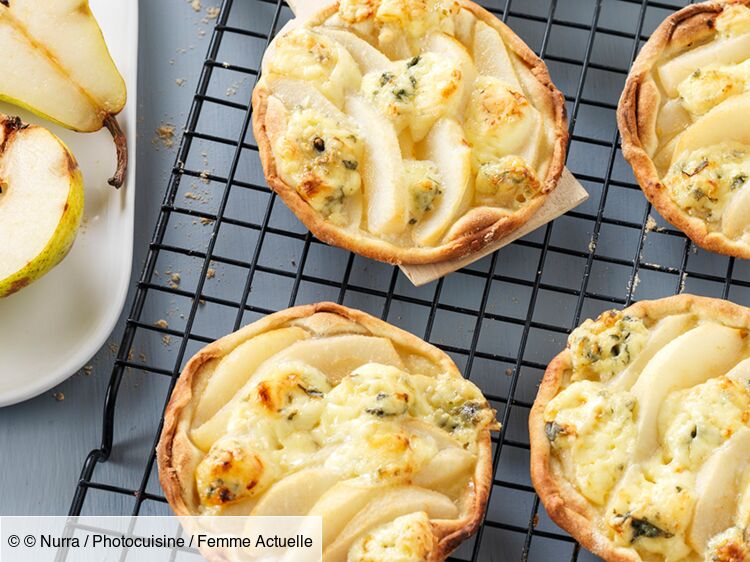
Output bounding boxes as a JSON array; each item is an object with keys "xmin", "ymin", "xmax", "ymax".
[{"xmin": 66, "ymin": 0, "xmax": 746, "ymax": 560}]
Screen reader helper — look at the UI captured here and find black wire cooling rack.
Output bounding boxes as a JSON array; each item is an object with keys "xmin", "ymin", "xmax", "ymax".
[{"xmin": 67, "ymin": 0, "xmax": 750, "ymax": 560}]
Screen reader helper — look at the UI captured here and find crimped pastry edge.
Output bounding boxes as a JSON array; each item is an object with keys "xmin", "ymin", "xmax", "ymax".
[
  {"xmin": 618, "ymin": 0, "xmax": 750, "ymax": 260},
  {"xmin": 529, "ymin": 293, "xmax": 750, "ymax": 562},
  {"xmin": 250, "ymin": 1, "xmax": 568, "ymax": 265},
  {"xmin": 156, "ymin": 302, "xmax": 495, "ymax": 561}
]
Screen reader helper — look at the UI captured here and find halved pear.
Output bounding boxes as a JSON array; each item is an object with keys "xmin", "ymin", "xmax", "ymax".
[
  {"xmin": 413, "ymin": 118, "xmax": 472, "ymax": 246},
  {"xmin": 192, "ymin": 327, "xmax": 310, "ymax": 426},
  {"xmin": 0, "ymin": 116, "xmax": 83, "ymax": 298},
  {"xmin": 191, "ymin": 335, "xmax": 405, "ymax": 449},
  {"xmin": 630, "ymin": 323, "xmax": 745, "ymax": 461},
  {"xmin": 323, "ymin": 486, "xmax": 459, "ymax": 562},
  {"xmin": 472, "ymin": 20, "xmax": 521, "ymax": 91},
  {"xmin": 671, "ymin": 93, "xmax": 750, "ymax": 164},
  {"xmin": 658, "ymin": 34, "xmax": 750, "ymax": 97},
  {"xmin": 423, "ymin": 32, "xmax": 477, "ymax": 112},
  {"xmin": 689, "ymin": 428, "xmax": 750, "ymax": 551},
  {"xmin": 0, "ymin": 0, "xmax": 127, "ymax": 187},
  {"xmin": 723, "ymin": 185, "xmax": 750, "ymax": 240},
  {"xmin": 250, "ymin": 466, "xmax": 341, "ymax": 516},
  {"xmin": 608, "ymin": 314, "xmax": 696, "ymax": 391},
  {"xmin": 316, "ymin": 27, "xmax": 391, "ymax": 73},
  {"xmin": 345, "ymin": 94, "xmax": 408, "ymax": 236}
]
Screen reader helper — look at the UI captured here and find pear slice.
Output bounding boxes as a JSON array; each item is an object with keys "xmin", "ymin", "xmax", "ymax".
[
  {"xmin": 726, "ymin": 356, "xmax": 750, "ymax": 387},
  {"xmin": 191, "ymin": 335, "xmax": 405, "ymax": 449},
  {"xmin": 671, "ymin": 93, "xmax": 750, "ymax": 164},
  {"xmin": 413, "ymin": 118, "xmax": 472, "ymax": 246},
  {"xmin": 251, "ymin": 466, "xmax": 341, "ymax": 516},
  {"xmin": 192, "ymin": 327, "xmax": 310, "ymax": 426},
  {"xmin": 423, "ymin": 32, "xmax": 477, "ymax": 112},
  {"xmin": 316, "ymin": 28, "xmax": 391, "ymax": 73},
  {"xmin": 689, "ymin": 428, "xmax": 750, "ymax": 552},
  {"xmin": 723, "ymin": 185, "xmax": 750, "ymax": 240},
  {"xmin": 0, "ymin": 116, "xmax": 83, "ymax": 298},
  {"xmin": 265, "ymin": 77, "xmax": 352, "ymax": 125},
  {"xmin": 323, "ymin": 486, "xmax": 459, "ymax": 562},
  {"xmin": 630, "ymin": 323, "xmax": 745, "ymax": 461},
  {"xmin": 0, "ymin": 0, "xmax": 127, "ymax": 187},
  {"xmin": 472, "ymin": 20, "xmax": 521, "ymax": 91},
  {"xmin": 453, "ymin": 8, "xmax": 476, "ymax": 47},
  {"xmin": 345, "ymin": 95, "xmax": 408, "ymax": 236},
  {"xmin": 658, "ymin": 34, "xmax": 750, "ymax": 97},
  {"xmin": 656, "ymin": 98, "xmax": 692, "ymax": 142},
  {"xmin": 608, "ymin": 314, "xmax": 695, "ymax": 392},
  {"xmin": 413, "ymin": 447, "xmax": 475, "ymax": 490},
  {"xmin": 309, "ymin": 480, "xmax": 386, "ymax": 547}
]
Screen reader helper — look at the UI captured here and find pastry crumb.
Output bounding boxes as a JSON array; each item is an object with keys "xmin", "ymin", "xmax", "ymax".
[
  {"xmin": 199, "ymin": 170, "xmax": 211, "ymax": 184},
  {"xmin": 206, "ymin": 268, "xmax": 216, "ymax": 279},
  {"xmin": 185, "ymin": 191, "xmax": 202, "ymax": 201},
  {"xmin": 645, "ymin": 215, "xmax": 658, "ymax": 232},
  {"xmin": 82, "ymin": 365, "xmax": 93, "ymax": 376},
  {"xmin": 162, "ymin": 335, "xmax": 172, "ymax": 346},
  {"xmin": 205, "ymin": 6, "xmax": 220, "ymax": 19},
  {"xmin": 155, "ymin": 124, "xmax": 176, "ymax": 148},
  {"xmin": 169, "ymin": 273, "xmax": 181, "ymax": 288},
  {"xmin": 505, "ymin": 368, "xmax": 513, "ymax": 377},
  {"xmin": 175, "ymin": 78, "xmax": 186, "ymax": 86},
  {"xmin": 189, "ymin": 0, "xmax": 201, "ymax": 11},
  {"xmin": 154, "ymin": 319, "xmax": 169, "ymax": 329},
  {"xmin": 53, "ymin": 392, "xmax": 65, "ymax": 402},
  {"xmin": 199, "ymin": 217, "xmax": 214, "ymax": 225}
]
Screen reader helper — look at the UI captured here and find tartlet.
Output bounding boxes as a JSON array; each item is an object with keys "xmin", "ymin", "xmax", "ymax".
[
  {"xmin": 530, "ymin": 294, "xmax": 750, "ymax": 562},
  {"xmin": 619, "ymin": 0, "xmax": 750, "ymax": 259},
  {"xmin": 157, "ymin": 302, "xmax": 499, "ymax": 561},
  {"xmin": 251, "ymin": 0, "xmax": 567, "ymax": 264}
]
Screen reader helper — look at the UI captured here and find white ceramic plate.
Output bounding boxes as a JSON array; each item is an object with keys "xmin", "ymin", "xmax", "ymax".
[{"xmin": 0, "ymin": 0, "xmax": 138, "ymax": 407}]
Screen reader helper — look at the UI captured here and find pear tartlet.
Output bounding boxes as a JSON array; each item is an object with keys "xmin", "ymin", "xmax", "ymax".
[
  {"xmin": 157, "ymin": 302, "xmax": 499, "ymax": 561},
  {"xmin": 530, "ymin": 294, "xmax": 750, "ymax": 562},
  {"xmin": 251, "ymin": 0, "xmax": 567, "ymax": 264},
  {"xmin": 619, "ymin": 1, "xmax": 750, "ymax": 259}
]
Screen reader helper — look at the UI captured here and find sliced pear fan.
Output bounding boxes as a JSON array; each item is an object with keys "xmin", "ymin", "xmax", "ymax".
[
  {"xmin": 689, "ymin": 428, "xmax": 750, "ymax": 552},
  {"xmin": 671, "ymin": 92, "xmax": 750, "ymax": 165},
  {"xmin": 0, "ymin": 0, "xmax": 127, "ymax": 186},
  {"xmin": 345, "ymin": 94, "xmax": 408, "ymax": 236},
  {"xmin": 250, "ymin": 466, "xmax": 341, "ymax": 516},
  {"xmin": 190, "ymin": 334, "xmax": 405, "ymax": 450},
  {"xmin": 472, "ymin": 20, "xmax": 522, "ymax": 91},
  {"xmin": 422, "ymin": 32, "xmax": 478, "ymax": 112},
  {"xmin": 309, "ymin": 481, "xmax": 387, "ymax": 547},
  {"xmin": 323, "ymin": 486, "xmax": 459, "ymax": 562},
  {"xmin": 316, "ymin": 27, "xmax": 391, "ymax": 73},
  {"xmin": 658, "ymin": 33, "xmax": 750, "ymax": 97},
  {"xmin": 630, "ymin": 323, "xmax": 745, "ymax": 461},
  {"xmin": 414, "ymin": 118, "xmax": 472, "ymax": 246},
  {"xmin": 192, "ymin": 327, "xmax": 310, "ymax": 426}
]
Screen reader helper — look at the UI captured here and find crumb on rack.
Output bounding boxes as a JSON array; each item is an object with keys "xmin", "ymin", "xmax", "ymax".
[
  {"xmin": 505, "ymin": 368, "xmax": 513, "ymax": 377},
  {"xmin": 205, "ymin": 6, "xmax": 220, "ymax": 19},
  {"xmin": 645, "ymin": 215, "xmax": 657, "ymax": 232},
  {"xmin": 206, "ymin": 268, "xmax": 216, "ymax": 279},
  {"xmin": 108, "ymin": 342, "xmax": 119, "ymax": 355},
  {"xmin": 169, "ymin": 273, "xmax": 181, "ymax": 288},
  {"xmin": 162, "ymin": 335, "xmax": 172, "ymax": 346},
  {"xmin": 199, "ymin": 170, "xmax": 211, "ymax": 184},
  {"xmin": 83, "ymin": 365, "xmax": 93, "ymax": 377},
  {"xmin": 154, "ymin": 319, "xmax": 169, "ymax": 329},
  {"xmin": 185, "ymin": 191, "xmax": 202, "ymax": 201},
  {"xmin": 154, "ymin": 124, "xmax": 176, "ymax": 149},
  {"xmin": 199, "ymin": 217, "xmax": 214, "ymax": 225},
  {"xmin": 53, "ymin": 392, "xmax": 65, "ymax": 402},
  {"xmin": 175, "ymin": 78, "xmax": 186, "ymax": 86},
  {"xmin": 189, "ymin": 0, "xmax": 201, "ymax": 11},
  {"xmin": 588, "ymin": 237, "xmax": 597, "ymax": 254}
]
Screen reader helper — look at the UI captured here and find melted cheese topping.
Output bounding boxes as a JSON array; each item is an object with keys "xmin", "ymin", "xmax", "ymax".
[
  {"xmin": 348, "ymin": 512, "xmax": 435, "ymax": 562},
  {"xmin": 259, "ymin": 0, "xmax": 554, "ymax": 249},
  {"xmin": 273, "ymin": 107, "xmax": 364, "ymax": 225},
  {"xmin": 361, "ymin": 53, "xmax": 462, "ymax": 142},
  {"xmin": 677, "ymin": 62, "xmax": 750, "ymax": 116},
  {"xmin": 663, "ymin": 142, "xmax": 750, "ymax": 223},
  {"xmin": 194, "ymin": 324, "xmax": 497, "ymax": 562},
  {"xmin": 464, "ymin": 76, "xmax": 539, "ymax": 170},
  {"xmin": 268, "ymin": 28, "xmax": 361, "ymax": 105},
  {"xmin": 545, "ymin": 309, "xmax": 750, "ymax": 562}
]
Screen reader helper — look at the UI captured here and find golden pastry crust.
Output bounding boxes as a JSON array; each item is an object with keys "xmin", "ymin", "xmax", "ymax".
[
  {"xmin": 157, "ymin": 302, "xmax": 497, "ymax": 561},
  {"xmin": 618, "ymin": 0, "xmax": 750, "ymax": 259},
  {"xmin": 252, "ymin": 1, "xmax": 568, "ymax": 265},
  {"xmin": 530, "ymin": 294, "xmax": 750, "ymax": 562}
]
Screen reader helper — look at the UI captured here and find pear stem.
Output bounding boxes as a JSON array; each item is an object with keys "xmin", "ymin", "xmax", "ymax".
[{"xmin": 104, "ymin": 114, "xmax": 127, "ymax": 188}]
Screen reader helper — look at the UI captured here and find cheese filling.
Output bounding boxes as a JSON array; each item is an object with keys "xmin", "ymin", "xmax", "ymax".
[{"xmin": 544, "ymin": 309, "xmax": 750, "ymax": 561}]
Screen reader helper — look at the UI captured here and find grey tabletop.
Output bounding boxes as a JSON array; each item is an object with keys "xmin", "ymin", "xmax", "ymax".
[{"xmin": 0, "ymin": 0, "xmax": 217, "ymax": 516}]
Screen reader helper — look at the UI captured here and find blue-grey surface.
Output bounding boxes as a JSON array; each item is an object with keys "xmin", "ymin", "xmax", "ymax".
[{"xmin": 0, "ymin": 0, "xmax": 732, "ymax": 560}]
